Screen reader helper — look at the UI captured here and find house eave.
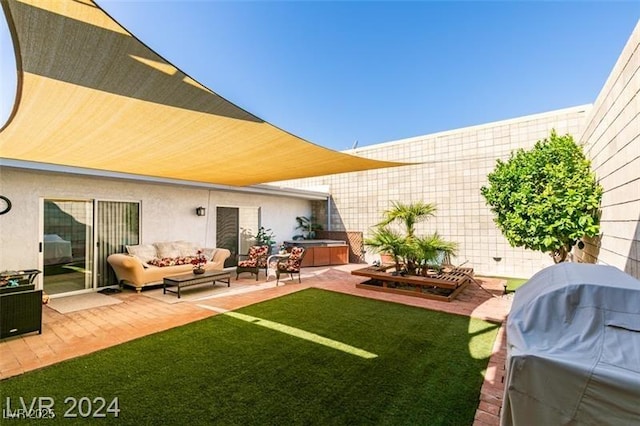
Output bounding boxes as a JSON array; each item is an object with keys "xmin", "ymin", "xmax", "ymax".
[{"xmin": 0, "ymin": 158, "xmax": 330, "ymax": 201}]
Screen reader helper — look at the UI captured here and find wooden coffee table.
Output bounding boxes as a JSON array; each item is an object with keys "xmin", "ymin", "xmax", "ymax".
[{"xmin": 163, "ymin": 270, "xmax": 231, "ymax": 298}]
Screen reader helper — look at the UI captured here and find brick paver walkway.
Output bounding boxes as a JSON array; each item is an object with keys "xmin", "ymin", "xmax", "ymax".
[{"xmin": 0, "ymin": 265, "xmax": 511, "ymax": 425}]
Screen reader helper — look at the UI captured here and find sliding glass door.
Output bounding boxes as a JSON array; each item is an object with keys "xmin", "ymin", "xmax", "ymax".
[
  {"xmin": 42, "ymin": 199, "xmax": 140, "ymax": 295},
  {"xmin": 96, "ymin": 201, "xmax": 140, "ymax": 287},
  {"xmin": 42, "ymin": 199, "xmax": 94, "ymax": 295}
]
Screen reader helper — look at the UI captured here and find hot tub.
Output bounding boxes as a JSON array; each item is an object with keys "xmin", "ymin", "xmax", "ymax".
[{"xmin": 284, "ymin": 240, "xmax": 348, "ymax": 266}]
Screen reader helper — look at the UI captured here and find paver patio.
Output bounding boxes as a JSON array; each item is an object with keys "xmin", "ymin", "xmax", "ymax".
[{"xmin": 0, "ymin": 264, "xmax": 511, "ymax": 425}]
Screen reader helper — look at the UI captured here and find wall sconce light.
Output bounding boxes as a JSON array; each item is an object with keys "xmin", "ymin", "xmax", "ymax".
[{"xmin": 196, "ymin": 206, "xmax": 206, "ymax": 217}]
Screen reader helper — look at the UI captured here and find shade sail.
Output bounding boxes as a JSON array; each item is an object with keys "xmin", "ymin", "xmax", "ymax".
[{"xmin": 0, "ymin": 0, "xmax": 406, "ymax": 186}]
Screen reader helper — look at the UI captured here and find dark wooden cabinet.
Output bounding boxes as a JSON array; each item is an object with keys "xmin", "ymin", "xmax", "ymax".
[
  {"xmin": 300, "ymin": 245, "xmax": 349, "ymax": 267},
  {"xmin": 0, "ymin": 287, "xmax": 43, "ymax": 339},
  {"xmin": 313, "ymin": 247, "xmax": 331, "ymax": 266},
  {"xmin": 0, "ymin": 270, "xmax": 43, "ymax": 339},
  {"xmin": 285, "ymin": 241, "xmax": 349, "ymax": 267},
  {"xmin": 330, "ymin": 246, "xmax": 349, "ymax": 264}
]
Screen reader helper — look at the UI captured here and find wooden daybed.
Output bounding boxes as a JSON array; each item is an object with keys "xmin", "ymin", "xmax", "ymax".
[{"xmin": 351, "ymin": 264, "xmax": 474, "ymax": 302}]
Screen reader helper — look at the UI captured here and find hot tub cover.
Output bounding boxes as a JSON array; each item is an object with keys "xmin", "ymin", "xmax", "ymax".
[{"xmin": 502, "ymin": 262, "xmax": 640, "ymax": 426}]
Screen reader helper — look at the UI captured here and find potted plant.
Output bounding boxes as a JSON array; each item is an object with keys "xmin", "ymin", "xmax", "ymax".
[
  {"xmin": 191, "ymin": 249, "xmax": 207, "ymax": 274},
  {"xmin": 292, "ymin": 216, "xmax": 323, "ymax": 240},
  {"xmin": 364, "ymin": 226, "xmax": 407, "ymax": 273},
  {"xmin": 254, "ymin": 227, "xmax": 276, "ymax": 252}
]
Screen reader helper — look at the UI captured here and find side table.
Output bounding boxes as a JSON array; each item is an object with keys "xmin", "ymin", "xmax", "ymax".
[{"xmin": 266, "ymin": 253, "xmax": 290, "ymax": 283}]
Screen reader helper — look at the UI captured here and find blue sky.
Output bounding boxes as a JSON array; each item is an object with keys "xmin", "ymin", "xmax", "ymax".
[{"xmin": 1, "ymin": 1, "xmax": 639, "ymax": 151}]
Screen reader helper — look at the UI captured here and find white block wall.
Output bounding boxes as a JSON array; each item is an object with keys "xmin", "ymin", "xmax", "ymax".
[
  {"xmin": 578, "ymin": 21, "xmax": 640, "ymax": 279},
  {"xmin": 279, "ymin": 106, "xmax": 589, "ymax": 278}
]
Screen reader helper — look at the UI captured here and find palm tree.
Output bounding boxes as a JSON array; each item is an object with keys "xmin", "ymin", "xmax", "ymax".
[
  {"xmin": 411, "ymin": 233, "xmax": 458, "ymax": 275},
  {"xmin": 364, "ymin": 226, "xmax": 407, "ymax": 272},
  {"xmin": 377, "ymin": 201, "xmax": 437, "ymax": 238}
]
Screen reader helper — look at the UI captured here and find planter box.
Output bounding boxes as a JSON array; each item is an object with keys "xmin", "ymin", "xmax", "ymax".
[
  {"xmin": 351, "ymin": 265, "xmax": 473, "ymax": 302},
  {"xmin": 355, "ymin": 279, "xmax": 468, "ymax": 302}
]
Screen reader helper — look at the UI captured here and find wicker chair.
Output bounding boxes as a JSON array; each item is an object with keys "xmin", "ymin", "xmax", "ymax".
[
  {"xmin": 236, "ymin": 245, "xmax": 269, "ymax": 281},
  {"xmin": 273, "ymin": 246, "xmax": 306, "ymax": 284}
]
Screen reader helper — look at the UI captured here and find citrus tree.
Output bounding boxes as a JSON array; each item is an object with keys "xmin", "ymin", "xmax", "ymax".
[{"xmin": 480, "ymin": 130, "xmax": 602, "ymax": 263}]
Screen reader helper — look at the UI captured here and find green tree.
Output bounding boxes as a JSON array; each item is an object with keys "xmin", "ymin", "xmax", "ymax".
[{"xmin": 480, "ymin": 130, "xmax": 602, "ymax": 263}]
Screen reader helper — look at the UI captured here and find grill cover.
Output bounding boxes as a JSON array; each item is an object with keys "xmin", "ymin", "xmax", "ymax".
[{"xmin": 502, "ymin": 262, "xmax": 640, "ymax": 425}]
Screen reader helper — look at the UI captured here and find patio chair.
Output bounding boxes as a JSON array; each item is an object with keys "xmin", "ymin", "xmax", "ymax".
[
  {"xmin": 272, "ymin": 246, "xmax": 306, "ymax": 284},
  {"xmin": 236, "ymin": 245, "xmax": 270, "ymax": 281}
]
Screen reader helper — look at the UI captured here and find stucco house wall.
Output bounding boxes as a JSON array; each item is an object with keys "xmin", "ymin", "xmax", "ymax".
[
  {"xmin": 278, "ymin": 106, "xmax": 589, "ymax": 278},
  {"xmin": 577, "ymin": 21, "xmax": 640, "ymax": 279},
  {"xmin": 0, "ymin": 167, "xmax": 314, "ymax": 273}
]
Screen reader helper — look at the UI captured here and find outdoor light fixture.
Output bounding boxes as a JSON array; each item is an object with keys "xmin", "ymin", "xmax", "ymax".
[{"xmin": 196, "ymin": 206, "xmax": 206, "ymax": 217}]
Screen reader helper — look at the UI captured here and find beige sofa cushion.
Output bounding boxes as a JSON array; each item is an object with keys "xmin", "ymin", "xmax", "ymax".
[
  {"xmin": 153, "ymin": 242, "xmax": 182, "ymax": 258},
  {"xmin": 154, "ymin": 241, "xmax": 199, "ymax": 258},
  {"xmin": 174, "ymin": 241, "xmax": 199, "ymax": 257},
  {"xmin": 126, "ymin": 244, "xmax": 157, "ymax": 263}
]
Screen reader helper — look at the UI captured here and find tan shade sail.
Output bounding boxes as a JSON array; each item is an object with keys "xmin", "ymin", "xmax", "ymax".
[{"xmin": 0, "ymin": 0, "xmax": 407, "ymax": 186}]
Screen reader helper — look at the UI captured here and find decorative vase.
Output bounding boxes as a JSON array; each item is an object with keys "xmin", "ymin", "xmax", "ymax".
[{"xmin": 193, "ymin": 267, "xmax": 205, "ymax": 275}]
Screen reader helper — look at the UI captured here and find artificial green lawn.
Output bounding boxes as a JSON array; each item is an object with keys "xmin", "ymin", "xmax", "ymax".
[
  {"xmin": 503, "ymin": 277, "xmax": 528, "ymax": 292},
  {"xmin": 1, "ymin": 289, "xmax": 499, "ymax": 425},
  {"xmin": 484, "ymin": 276, "xmax": 528, "ymax": 293}
]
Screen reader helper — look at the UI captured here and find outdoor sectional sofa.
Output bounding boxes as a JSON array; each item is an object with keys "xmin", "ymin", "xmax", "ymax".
[{"xmin": 107, "ymin": 241, "xmax": 230, "ymax": 293}]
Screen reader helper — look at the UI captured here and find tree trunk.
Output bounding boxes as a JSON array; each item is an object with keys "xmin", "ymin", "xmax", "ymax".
[
  {"xmin": 393, "ymin": 256, "xmax": 402, "ymax": 272},
  {"xmin": 552, "ymin": 246, "xmax": 569, "ymax": 263}
]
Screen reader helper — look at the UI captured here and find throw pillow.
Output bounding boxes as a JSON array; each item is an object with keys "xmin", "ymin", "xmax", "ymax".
[
  {"xmin": 126, "ymin": 244, "xmax": 157, "ymax": 263},
  {"xmin": 174, "ymin": 241, "xmax": 198, "ymax": 257},
  {"xmin": 154, "ymin": 242, "xmax": 181, "ymax": 259},
  {"xmin": 147, "ymin": 256, "xmax": 196, "ymax": 267}
]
